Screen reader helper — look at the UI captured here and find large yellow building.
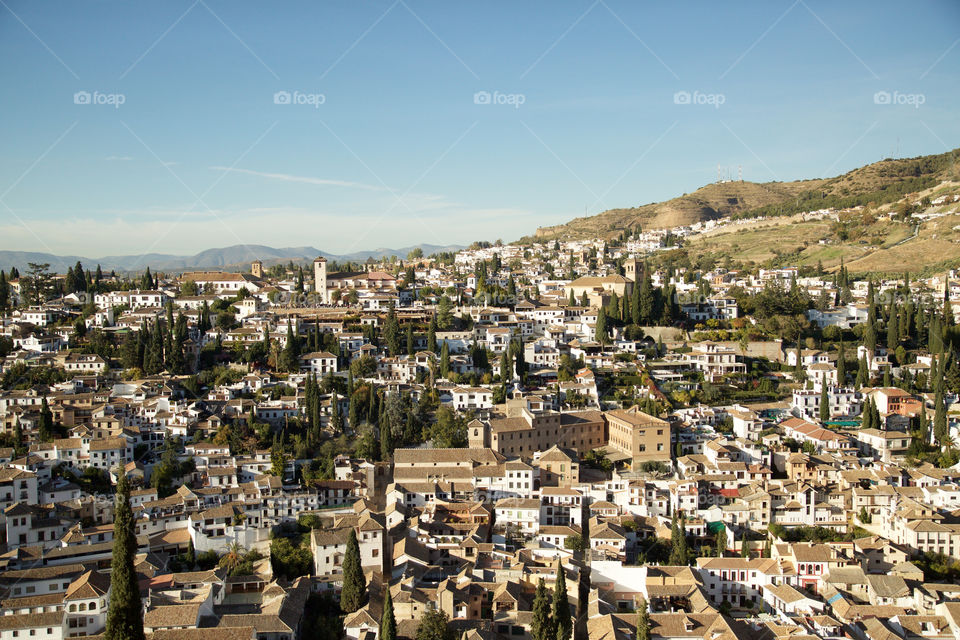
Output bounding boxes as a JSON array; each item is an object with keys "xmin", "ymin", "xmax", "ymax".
[
  {"xmin": 605, "ymin": 406, "xmax": 671, "ymax": 464},
  {"xmin": 469, "ymin": 407, "xmax": 606, "ymax": 458}
]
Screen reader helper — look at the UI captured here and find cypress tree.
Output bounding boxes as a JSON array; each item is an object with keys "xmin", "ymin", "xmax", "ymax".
[
  {"xmin": 595, "ymin": 307, "xmax": 609, "ymax": 345},
  {"xmin": 440, "ymin": 342, "xmax": 450, "ymax": 378},
  {"xmin": 12, "ymin": 417, "xmax": 24, "ymax": 456},
  {"xmin": 381, "ymin": 415, "xmax": 393, "ymax": 461},
  {"xmin": 606, "ymin": 292, "xmax": 619, "ymax": 322},
  {"xmin": 857, "ymin": 355, "xmax": 869, "ymax": 389},
  {"xmin": 864, "ymin": 321, "xmax": 877, "ymax": 354},
  {"xmin": 837, "ymin": 339, "xmax": 846, "ymax": 386},
  {"xmin": 406, "ymin": 324, "xmax": 415, "ymax": 357},
  {"xmin": 513, "ymin": 339, "xmax": 527, "ymax": 385},
  {"xmin": 553, "ymin": 564, "xmax": 572, "ymax": 640},
  {"xmin": 636, "ymin": 596, "xmax": 651, "ymax": 640},
  {"xmin": 38, "ymin": 398, "xmax": 54, "ymax": 442},
  {"xmin": 330, "ymin": 392, "xmax": 343, "ymax": 433},
  {"xmin": 531, "ymin": 578, "xmax": 554, "ymax": 640},
  {"xmin": 944, "ymin": 284, "xmax": 954, "ymax": 328},
  {"xmin": 819, "ymin": 378, "xmax": 830, "ymax": 422},
  {"xmin": 381, "ymin": 590, "xmax": 397, "ymax": 640},
  {"xmin": 384, "ymin": 303, "xmax": 400, "ymax": 356},
  {"xmin": 104, "ymin": 472, "xmax": 145, "ymax": 640},
  {"xmin": 920, "ymin": 403, "xmax": 930, "ymax": 445},
  {"xmin": 669, "ymin": 511, "xmax": 689, "ymax": 565},
  {"xmin": 887, "ymin": 307, "xmax": 899, "ymax": 352},
  {"xmin": 427, "ymin": 315, "xmax": 438, "ymax": 353},
  {"xmin": 678, "ymin": 512, "xmax": 689, "ymax": 564},
  {"xmin": 862, "ymin": 398, "xmax": 874, "ymax": 430},
  {"xmin": 934, "ymin": 384, "xmax": 947, "ymax": 444},
  {"xmin": 639, "ymin": 271, "xmax": 655, "ymax": 325},
  {"xmin": 340, "ymin": 529, "xmax": 366, "ymax": 613},
  {"xmin": 280, "ymin": 324, "xmax": 300, "ymax": 372},
  {"xmin": 367, "ymin": 384, "xmax": 376, "ymax": 424}
]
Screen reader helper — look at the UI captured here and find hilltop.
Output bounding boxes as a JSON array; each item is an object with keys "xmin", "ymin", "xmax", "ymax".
[{"xmin": 529, "ymin": 147, "xmax": 959, "ymax": 242}]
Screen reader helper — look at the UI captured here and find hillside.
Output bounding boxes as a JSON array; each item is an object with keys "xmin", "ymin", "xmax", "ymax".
[
  {"xmin": 530, "ymin": 148, "xmax": 959, "ymax": 241},
  {"xmin": 676, "ymin": 180, "xmax": 960, "ymax": 276}
]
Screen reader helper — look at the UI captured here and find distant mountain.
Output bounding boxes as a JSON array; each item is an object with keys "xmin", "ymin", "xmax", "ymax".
[
  {"xmin": 528, "ymin": 147, "xmax": 959, "ymax": 241},
  {"xmin": 0, "ymin": 243, "xmax": 465, "ymax": 275}
]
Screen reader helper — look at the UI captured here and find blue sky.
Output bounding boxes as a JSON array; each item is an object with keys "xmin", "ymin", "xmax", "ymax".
[{"xmin": 1, "ymin": 0, "xmax": 958, "ymax": 257}]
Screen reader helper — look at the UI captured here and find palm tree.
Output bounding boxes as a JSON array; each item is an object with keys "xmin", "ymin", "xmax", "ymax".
[{"xmin": 219, "ymin": 541, "xmax": 244, "ymax": 573}]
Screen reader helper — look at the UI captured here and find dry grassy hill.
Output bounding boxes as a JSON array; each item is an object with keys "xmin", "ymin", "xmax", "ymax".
[
  {"xmin": 528, "ymin": 148, "xmax": 959, "ymax": 242},
  {"xmin": 680, "ymin": 181, "xmax": 960, "ymax": 276}
]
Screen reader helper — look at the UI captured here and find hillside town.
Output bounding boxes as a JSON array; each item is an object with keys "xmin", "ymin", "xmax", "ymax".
[{"xmin": 3, "ymin": 230, "xmax": 960, "ymax": 640}]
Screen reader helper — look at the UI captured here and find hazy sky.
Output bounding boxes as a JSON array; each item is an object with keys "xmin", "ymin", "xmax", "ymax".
[{"xmin": 1, "ymin": 0, "xmax": 958, "ymax": 257}]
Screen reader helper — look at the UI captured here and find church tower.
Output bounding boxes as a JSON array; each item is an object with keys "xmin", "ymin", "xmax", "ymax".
[
  {"xmin": 314, "ymin": 256, "xmax": 327, "ymax": 303},
  {"xmin": 623, "ymin": 257, "xmax": 641, "ymax": 283},
  {"xmin": 250, "ymin": 259, "xmax": 263, "ymax": 279}
]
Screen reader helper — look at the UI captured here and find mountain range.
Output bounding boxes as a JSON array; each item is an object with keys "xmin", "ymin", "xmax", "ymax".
[{"xmin": 0, "ymin": 243, "xmax": 465, "ymax": 275}]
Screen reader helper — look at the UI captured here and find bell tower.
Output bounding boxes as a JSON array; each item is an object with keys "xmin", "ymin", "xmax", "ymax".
[{"xmin": 313, "ymin": 256, "xmax": 327, "ymax": 303}]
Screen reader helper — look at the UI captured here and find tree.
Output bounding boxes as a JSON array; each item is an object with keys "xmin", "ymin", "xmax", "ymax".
[
  {"xmin": 280, "ymin": 324, "xmax": 301, "ymax": 372},
  {"xmin": 380, "ymin": 416, "xmax": 394, "ymax": 461},
  {"xmin": 819, "ymin": 378, "xmax": 830, "ymax": 422},
  {"xmin": 340, "ymin": 529, "xmax": 366, "ymax": 613},
  {"xmin": 553, "ymin": 564, "xmax": 572, "ymax": 640},
  {"xmin": 668, "ymin": 511, "xmax": 689, "ymax": 565},
  {"xmin": 837, "ymin": 339, "xmax": 846, "ymax": 385},
  {"xmin": 595, "ymin": 307, "xmax": 609, "ymax": 344},
  {"xmin": 887, "ymin": 306, "xmax": 900, "ymax": 352},
  {"xmin": 531, "ymin": 578, "xmax": 554, "ymax": 640},
  {"xmin": 429, "ymin": 406, "xmax": 467, "ymax": 448},
  {"xmin": 427, "ymin": 315, "xmax": 438, "ymax": 353},
  {"xmin": 500, "ymin": 348, "xmax": 512, "ymax": 383},
  {"xmin": 104, "ymin": 473, "xmax": 145, "ymax": 640},
  {"xmin": 934, "ymin": 383, "xmax": 948, "ymax": 444},
  {"xmin": 636, "ymin": 596, "xmax": 651, "ymax": 640},
  {"xmin": 563, "ymin": 534, "xmax": 584, "ymax": 553},
  {"xmin": 38, "ymin": 398, "xmax": 55, "ymax": 442},
  {"xmin": 437, "ymin": 295, "xmax": 453, "ymax": 329},
  {"xmin": 415, "ymin": 608, "xmax": 453, "ymax": 640},
  {"xmin": 384, "ymin": 303, "xmax": 401, "ymax": 356},
  {"xmin": 606, "ymin": 292, "xmax": 620, "ymax": 322},
  {"xmin": 440, "ymin": 342, "xmax": 450, "ymax": 378},
  {"xmin": 0, "ymin": 270, "xmax": 7, "ymax": 311},
  {"xmin": 380, "ymin": 590, "xmax": 397, "ymax": 640},
  {"xmin": 330, "ymin": 392, "xmax": 343, "ymax": 433},
  {"xmin": 25, "ymin": 262, "xmax": 51, "ymax": 304}
]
